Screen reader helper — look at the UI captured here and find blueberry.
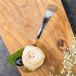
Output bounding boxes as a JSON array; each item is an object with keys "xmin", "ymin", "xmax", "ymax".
[{"xmin": 15, "ymin": 57, "xmax": 23, "ymax": 66}]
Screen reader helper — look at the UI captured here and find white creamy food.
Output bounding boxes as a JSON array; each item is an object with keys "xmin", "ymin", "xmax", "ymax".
[{"xmin": 22, "ymin": 46, "xmax": 45, "ymax": 71}]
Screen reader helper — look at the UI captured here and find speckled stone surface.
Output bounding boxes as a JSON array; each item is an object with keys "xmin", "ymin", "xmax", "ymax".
[{"xmin": 0, "ymin": 36, "xmax": 21, "ymax": 76}]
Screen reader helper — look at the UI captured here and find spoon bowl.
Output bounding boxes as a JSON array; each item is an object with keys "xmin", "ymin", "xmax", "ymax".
[{"xmin": 20, "ymin": 4, "xmax": 57, "ymax": 73}]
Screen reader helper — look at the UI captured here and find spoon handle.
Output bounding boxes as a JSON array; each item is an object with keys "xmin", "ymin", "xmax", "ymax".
[
  {"xmin": 37, "ymin": 4, "xmax": 57, "ymax": 40},
  {"xmin": 34, "ymin": 4, "xmax": 57, "ymax": 46}
]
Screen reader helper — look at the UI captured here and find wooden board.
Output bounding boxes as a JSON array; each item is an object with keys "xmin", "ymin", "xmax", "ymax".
[{"xmin": 0, "ymin": 0, "xmax": 74, "ymax": 76}]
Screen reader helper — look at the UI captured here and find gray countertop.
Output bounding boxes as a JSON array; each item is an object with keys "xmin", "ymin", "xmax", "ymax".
[
  {"xmin": 62, "ymin": 0, "xmax": 76, "ymax": 34},
  {"xmin": 0, "ymin": 37, "xmax": 21, "ymax": 76}
]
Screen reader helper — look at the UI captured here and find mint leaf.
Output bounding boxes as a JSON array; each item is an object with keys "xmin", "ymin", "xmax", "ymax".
[{"xmin": 7, "ymin": 48, "xmax": 24, "ymax": 66}]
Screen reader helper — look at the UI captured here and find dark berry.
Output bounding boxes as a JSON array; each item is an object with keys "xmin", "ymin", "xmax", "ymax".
[{"xmin": 15, "ymin": 57, "xmax": 23, "ymax": 66}]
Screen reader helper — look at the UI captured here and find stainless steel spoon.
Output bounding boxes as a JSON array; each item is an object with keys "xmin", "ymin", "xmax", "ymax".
[
  {"xmin": 33, "ymin": 4, "xmax": 57, "ymax": 46},
  {"xmin": 20, "ymin": 4, "xmax": 57, "ymax": 72}
]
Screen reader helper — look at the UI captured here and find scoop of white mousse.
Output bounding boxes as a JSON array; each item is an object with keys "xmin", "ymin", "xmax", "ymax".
[{"xmin": 22, "ymin": 46, "xmax": 45, "ymax": 71}]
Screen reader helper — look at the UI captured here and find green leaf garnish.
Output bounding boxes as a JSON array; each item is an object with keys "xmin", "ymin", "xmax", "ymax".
[{"xmin": 7, "ymin": 48, "xmax": 24, "ymax": 66}]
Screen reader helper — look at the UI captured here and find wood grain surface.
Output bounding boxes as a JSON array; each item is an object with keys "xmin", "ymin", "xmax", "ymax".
[{"xmin": 0, "ymin": 0, "xmax": 74, "ymax": 76}]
